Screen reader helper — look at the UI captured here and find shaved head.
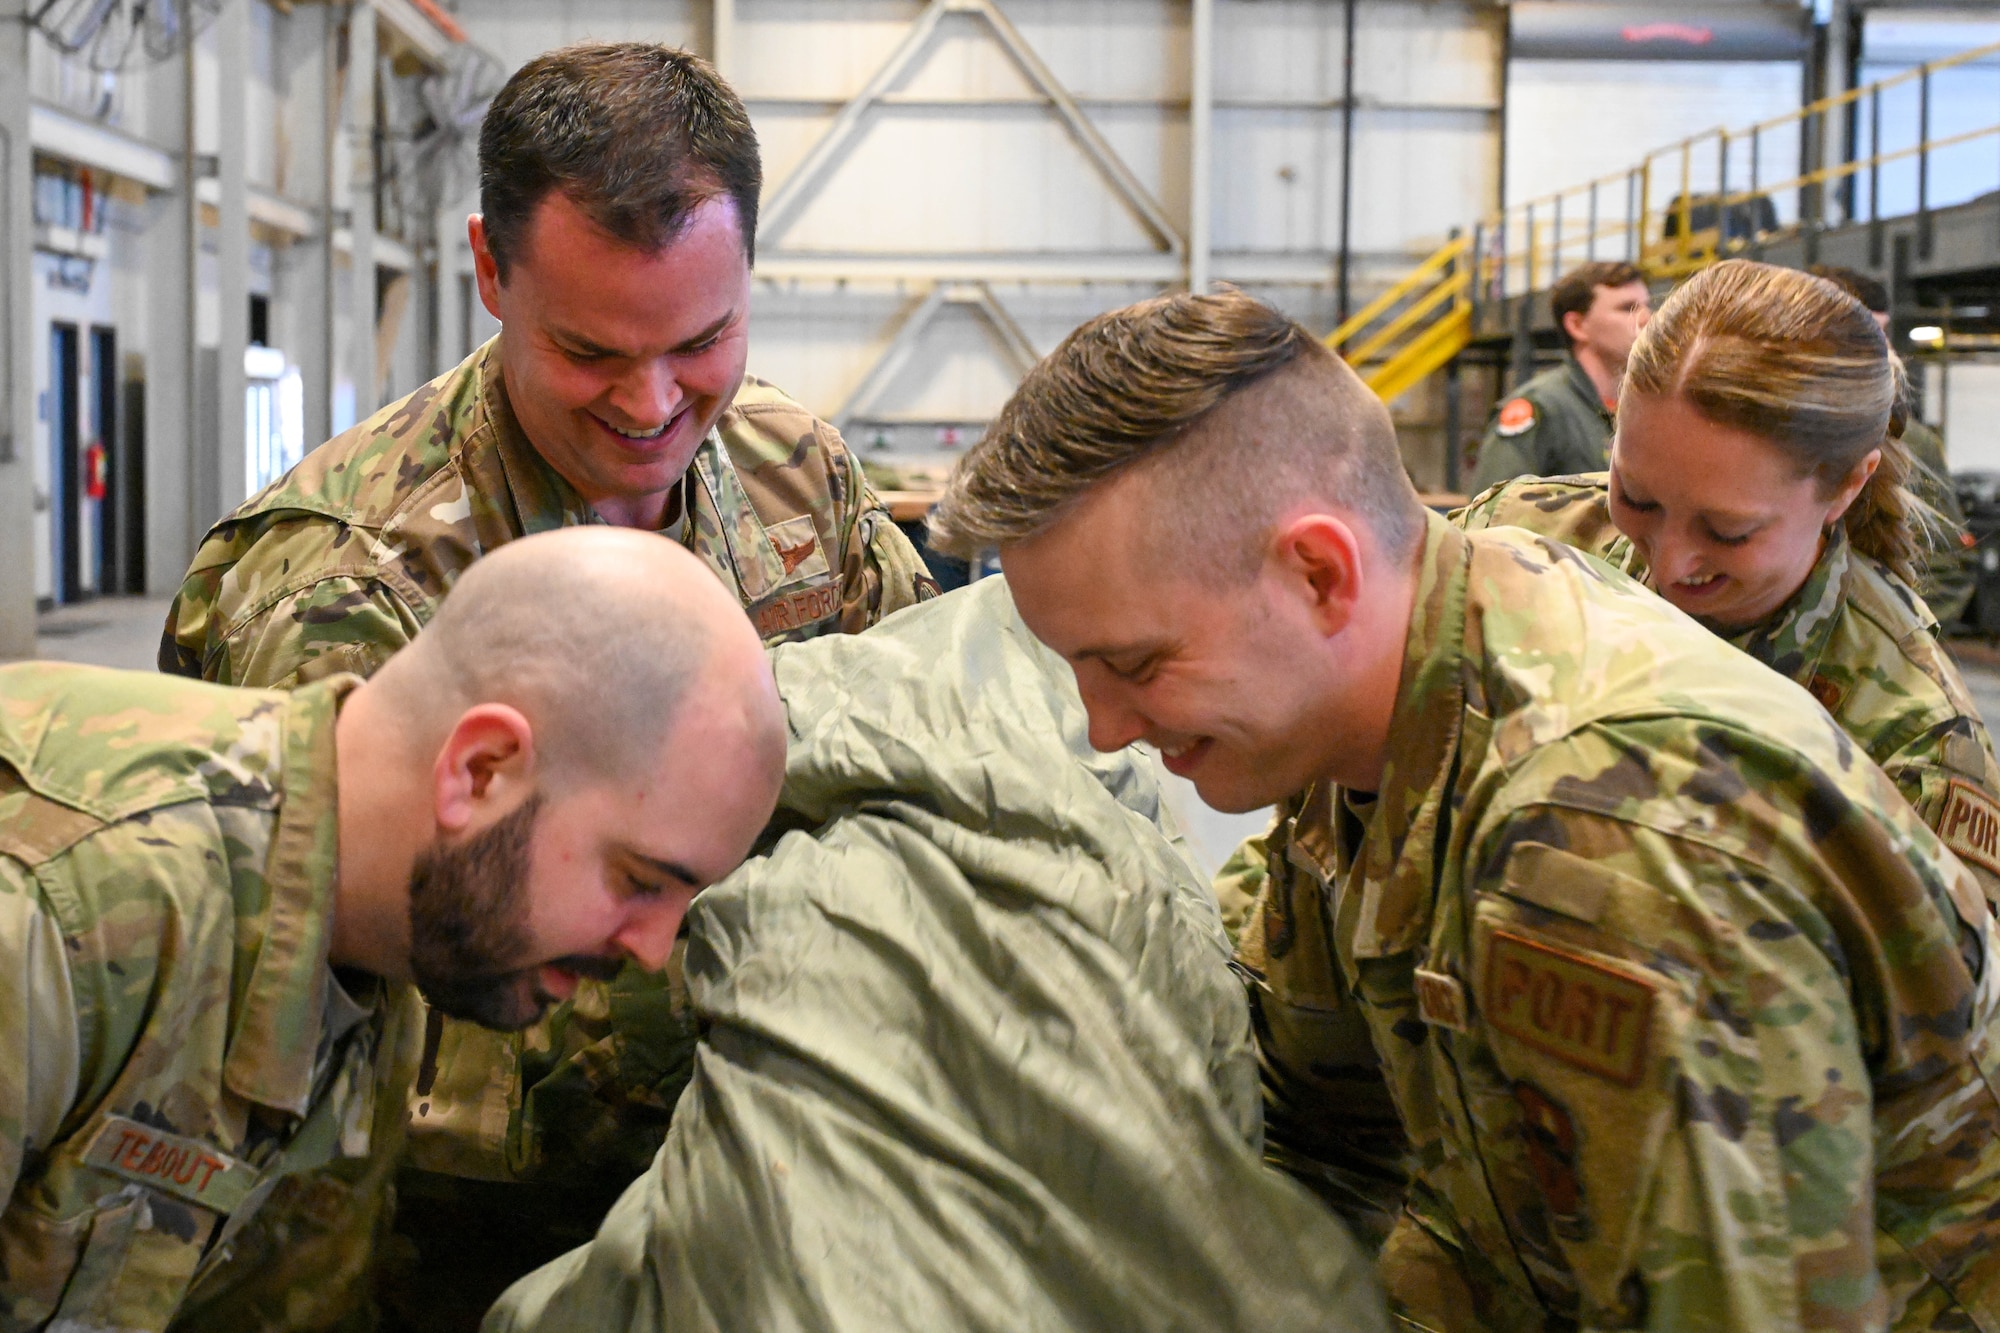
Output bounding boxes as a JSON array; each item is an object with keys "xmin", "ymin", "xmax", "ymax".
[{"xmin": 370, "ymin": 527, "xmax": 783, "ymax": 789}]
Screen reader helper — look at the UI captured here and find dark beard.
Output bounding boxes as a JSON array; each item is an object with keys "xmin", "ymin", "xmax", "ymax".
[{"xmin": 407, "ymin": 793, "xmax": 549, "ymax": 1031}]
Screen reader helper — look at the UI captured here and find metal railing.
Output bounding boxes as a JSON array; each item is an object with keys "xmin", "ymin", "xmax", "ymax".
[
  {"xmin": 1325, "ymin": 230, "xmax": 1472, "ymax": 402},
  {"xmin": 1471, "ymin": 37, "xmax": 2000, "ymax": 311}
]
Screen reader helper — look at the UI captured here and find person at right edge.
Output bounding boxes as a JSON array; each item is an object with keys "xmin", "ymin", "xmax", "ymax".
[
  {"xmin": 1456, "ymin": 260, "xmax": 2000, "ymax": 912},
  {"xmin": 929, "ymin": 285, "xmax": 2000, "ymax": 1329},
  {"xmin": 1809, "ymin": 263, "xmax": 1975, "ymax": 629},
  {"xmin": 1465, "ymin": 260, "xmax": 1651, "ymax": 493}
]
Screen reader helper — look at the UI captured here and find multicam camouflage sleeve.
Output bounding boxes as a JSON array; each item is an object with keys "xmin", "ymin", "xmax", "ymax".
[
  {"xmin": 1442, "ymin": 789, "xmax": 2000, "ymax": 1330},
  {"xmin": 163, "ymin": 544, "xmax": 426, "ymax": 684},
  {"xmin": 833, "ymin": 449, "xmax": 940, "ymax": 633},
  {"xmin": 0, "ymin": 859, "xmax": 77, "ymax": 1209}
]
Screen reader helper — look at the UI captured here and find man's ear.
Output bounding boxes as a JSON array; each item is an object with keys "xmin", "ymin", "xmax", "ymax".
[
  {"xmin": 469, "ymin": 214, "xmax": 504, "ymax": 322},
  {"xmin": 1271, "ymin": 513, "xmax": 1365, "ymax": 637},
  {"xmin": 1561, "ymin": 307, "xmax": 1588, "ymax": 348},
  {"xmin": 434, "ymin": 703, "xmax": 537, "ymax": 834}
]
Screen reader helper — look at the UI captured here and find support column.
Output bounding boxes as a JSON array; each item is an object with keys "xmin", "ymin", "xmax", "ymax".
[
  {"xmin": 1187, "ymin": 0, "xmax": 1212, "ymax": 293},
  {"xmin": 348, "ymin": 0, "xmax": 377, "ymax": 416},
  {"xmin": 712, "ymin": 0, "xmax": 735, "ymax": 80},
  {"xmin": 144, "ymin": 41, "xmax": 200, "ymax": 591},
  {"xmin": 211, "ymin": 0, "xmax": 250, "ymax": 519},
  {"xmin": 285, "ymin": 1, "xmax": 333, "ymax": 450},
  {"xmin": 434, "ymin": 203, "xmax": 461, "ymax": 373},
  {"xmin": 0, "ymin": 0, "xmax": 36, "ymax": 654},
  {"xmin": 1820, "ymin": 0, "xmax": 1854, "ymax": 228}
]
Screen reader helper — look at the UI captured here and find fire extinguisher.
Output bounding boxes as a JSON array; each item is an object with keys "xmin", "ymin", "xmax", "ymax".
[{"xmin": 84, "ymin": 440, "xmax": 107, "ymax": 501}]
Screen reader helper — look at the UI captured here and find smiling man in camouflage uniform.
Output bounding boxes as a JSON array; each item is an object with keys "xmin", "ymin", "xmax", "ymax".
[
  {"xmin": 158, "ymin": 43, "xmax": 931, "ymax": 1330},
  {"xmin": 2, "ymin": 529, "xmax": 783, "ymax": 1333},
  {"xmin": 932, "ymin": 288, "xmax": 2000, "ymax": 1329}
]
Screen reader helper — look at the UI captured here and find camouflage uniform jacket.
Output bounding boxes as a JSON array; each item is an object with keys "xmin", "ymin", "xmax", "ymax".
[
  {"xmin": 0, "ymin": 664, "xmax": 419, "ymax": 1333},
  {"xmin": 1239, "ymin": 515, "xmax": 2000, "ymax": 1330},
  {"xmin": 1902, "ymin": 419, "xmax": 1975, "ymax": 630},
  {"xmin": 1467, "ymin": 354, "xmax": 1614, "ymax": 494},
  {"xmin": 161, "ymin": 337, "xmax": 937, "ymax": 688},
  {"xmin": 1453, "ymin": 472, "xmax": 2000, "ymax": 905}
]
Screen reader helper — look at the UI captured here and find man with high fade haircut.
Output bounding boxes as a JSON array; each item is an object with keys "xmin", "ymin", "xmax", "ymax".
[
  {"xmin": 1468, "ymin": 260, "xmax": 1650, "ymax": 492},
  {"xmin": 1, "ymin": 528, "xmax": 784, "ymax": 1333},
  {"xmin": 156, "ymin": 40, "xmax": 930, "ymax": 1329},
  {"xmin": 929, "ymin": 288, "xmax": 2000, "ymax": 1330}
]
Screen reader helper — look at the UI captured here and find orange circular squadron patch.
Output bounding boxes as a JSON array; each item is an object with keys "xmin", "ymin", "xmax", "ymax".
[{"xmin": 1495, "ymin": 398, "xmax": 1537, "ymax": 437}]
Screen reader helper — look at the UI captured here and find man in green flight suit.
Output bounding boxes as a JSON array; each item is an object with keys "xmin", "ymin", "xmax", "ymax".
[
  {"xmin": 931, "ymin": 288, "xmax": 2000, "ymax": 1330},
  {"xmin": 157, "ymin": 42, "xmax": 933, "ymax": 1330},
  {"xmin": 1468, "ymin": 260, "xmax": 1650, "ymax": 492},
  {"xmin": 1, "ymin": 528, "xmax": 785, "ymax": 1333},
  {"xmin": 1810, "ymin": 264, "xmax": 1976, "ymax": 628}
]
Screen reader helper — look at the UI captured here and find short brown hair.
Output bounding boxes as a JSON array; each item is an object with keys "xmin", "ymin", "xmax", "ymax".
[
  {"xmin": 1624, "ymin": 259, "xmax": 1916, "ymax": 582},
  {"xmin": 927, "ymin": 289, "xmax": 1423, "ymax": 575},
  {"xmin": 1551, "ymin": 261, "xmax": 1645, "ymax": 351},
  {"xmin": 479, "ymin": 42, "xmax": 761, "ymax": 279},
  {"xmin": 1807, "ymin": 264, "xmax": 1890, "ymax": 315}
]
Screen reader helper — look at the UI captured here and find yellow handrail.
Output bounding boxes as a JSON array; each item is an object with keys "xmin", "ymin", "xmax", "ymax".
[
  {"xmin": 1326, "ymin": 232, "xmax": 1469, "ymax": 352},
  {"xmin": 1348, "ymin": 268, "xmax": 1470, "ymax": 367},
  {"xmin": 1466, "ymin": 33, "xmax": 2000, "ymax": 298}
]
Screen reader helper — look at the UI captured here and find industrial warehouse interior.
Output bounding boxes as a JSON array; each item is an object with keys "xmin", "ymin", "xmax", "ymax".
[{"xmin": 9, "ymin": 1, "xmax": 2000, "ymax": 1330}]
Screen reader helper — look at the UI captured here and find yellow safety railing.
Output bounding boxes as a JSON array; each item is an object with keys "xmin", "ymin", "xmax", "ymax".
[
  {"xmin": 1472, "ymin": 36, "xmax": 2000, "ymax": 304},
  {"xmin": 1327, "ymin": 231, "xmax": 1471, "ymax": 404}
]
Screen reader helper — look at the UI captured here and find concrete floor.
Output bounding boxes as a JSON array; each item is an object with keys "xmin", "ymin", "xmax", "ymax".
[
  {"xmin": 29, "ymin": 595, "xmax": 175, "ymax": 672},
  {"xmin": 23, "ymin": 596, "xmax": 2000, "ymax": 881}
]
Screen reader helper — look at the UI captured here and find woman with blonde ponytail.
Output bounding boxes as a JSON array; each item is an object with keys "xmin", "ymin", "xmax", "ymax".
[{"xmin": 1458, "ymin": 258, "xmax": 2000, "ymax": 895}]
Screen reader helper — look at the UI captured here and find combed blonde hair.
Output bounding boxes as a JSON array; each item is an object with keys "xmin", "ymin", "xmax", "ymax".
[{"xmin": 1623, "ymin": 259, "xmax": 1916, "ymax": 582}]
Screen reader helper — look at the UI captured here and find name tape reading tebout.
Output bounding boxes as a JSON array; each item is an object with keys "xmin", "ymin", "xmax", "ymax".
[{"xmin": 82, "ymin": 1115, "xmax": 260, "ymax": 1213}]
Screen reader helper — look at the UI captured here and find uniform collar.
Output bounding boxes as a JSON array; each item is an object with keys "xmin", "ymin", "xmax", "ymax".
[
  {"xmin": 222, "ymin": 674, "xmax": 366, "ymax": 1116},
  {"xmin": 1719, "ymin": 522, "xmax": 1851, "ymax": 687},
  {"xmin": 1560, "ymin": 352, "xmax": 1616, "ymax": 424},
  {"xmin": 1336, "ymin": 513, "xmax": 1473, "ymax": 959},
  {"xmin": 463, "ymin": 338, "xmax": 717, "ymax": 547}
]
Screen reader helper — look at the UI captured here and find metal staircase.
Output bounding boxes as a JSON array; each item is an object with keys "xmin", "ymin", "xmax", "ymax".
[
  {"xmin": 1324, "ymin": 232, "xmax": 1471, "ymax": 406},
  {"xmin": 1348, "ymin": 35, "xmax": 2000, "ymax": 411}
]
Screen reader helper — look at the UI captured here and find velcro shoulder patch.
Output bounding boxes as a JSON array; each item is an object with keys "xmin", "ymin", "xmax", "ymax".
[
  {"xmin": 1495, "ymin": 398, "xmax": 1537, "ymax": 437},
  {"xmin": 1415, "ymin": 967, "xmax": 1470, "ymax": 1032},
  {"xmin": 1940, "ymin": 779, "xmax": 2000, "ymax": 879},
  {"xmin": 81, "ymin": 1115, "xmax": 260, "ymax": 1214},
  {"xmin": 1484, "ymin": 930, "xmax": 1654, "ymax": 1086}
]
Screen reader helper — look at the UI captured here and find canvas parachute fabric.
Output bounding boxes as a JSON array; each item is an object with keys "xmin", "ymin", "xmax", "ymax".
[{"xmin": 485, "ymin": 577, "xmax": 1387, "ymax": 1333}]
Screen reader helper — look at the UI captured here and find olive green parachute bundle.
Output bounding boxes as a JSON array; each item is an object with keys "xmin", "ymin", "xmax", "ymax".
[{"xmin": 485, "ymin": 577, "xmax": 1385, "ymax": 1333}]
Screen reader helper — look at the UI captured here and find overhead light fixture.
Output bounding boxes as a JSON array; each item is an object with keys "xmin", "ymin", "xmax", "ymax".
[{"xmin": 1910, "ymin": 325, "xmax": 1945, "ymax": 346}]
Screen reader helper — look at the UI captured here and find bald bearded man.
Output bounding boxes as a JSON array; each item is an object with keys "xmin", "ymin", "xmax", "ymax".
[{"xmin": 0, "ymin": 529, "xmax": 783, "ymax": 1331}]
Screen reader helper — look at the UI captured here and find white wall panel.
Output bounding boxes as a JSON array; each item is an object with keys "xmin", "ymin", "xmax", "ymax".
[
  {"xmin": 462, "ymin": 0, "xmax": 698, "ymax": 73},
  {"xmin": 246, "ymin": 0, "xmax": 279, "ymax": 193},
  {"xmin": 1506, "ymin": 59, "xmax": 1803, "ymax": 209},
  {"xmin": 1934, "ymin": 361, "xmax": 2000, "ymax": 475},
  {"xmin": 444, "ymin": 0, "xmax": 1500, "ymax": 448}
]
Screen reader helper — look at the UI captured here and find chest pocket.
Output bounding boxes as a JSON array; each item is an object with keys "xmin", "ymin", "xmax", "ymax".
[
  {"xmin": 746, "ymin": 515, "xmax": 841, "ymax": 643},
  {"xmin": 0, "ymin": 1183, "xmax": 225, "ymax": 1333}
]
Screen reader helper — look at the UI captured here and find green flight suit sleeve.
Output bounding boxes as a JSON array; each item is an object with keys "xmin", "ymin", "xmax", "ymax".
[
  {"xmin": 1468, "ymin": 424, "xmax": 1547, "ymax": 495},
  {"xmin": 0, "ymin": 860, "xmax": 78, "ymax": 1211}
]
